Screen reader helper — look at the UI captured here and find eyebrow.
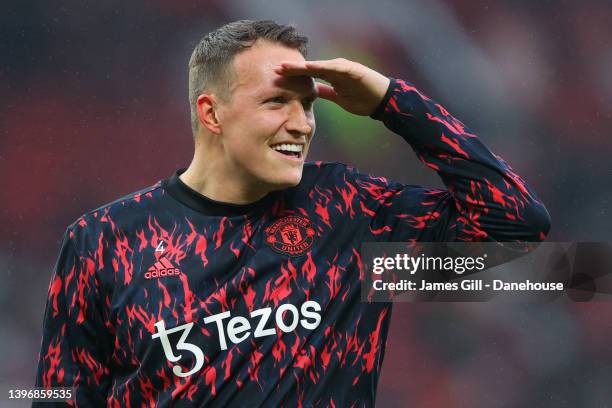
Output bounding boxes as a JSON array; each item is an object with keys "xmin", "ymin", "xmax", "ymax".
[{"xmin": 260, "ymin": 88, "xmax": 318, "ymax": 101}]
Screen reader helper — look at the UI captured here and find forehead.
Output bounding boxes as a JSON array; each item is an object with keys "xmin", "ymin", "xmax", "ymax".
[{"xmin": 230, "ymin": 40, "xmax": 314, "ymax": 97}]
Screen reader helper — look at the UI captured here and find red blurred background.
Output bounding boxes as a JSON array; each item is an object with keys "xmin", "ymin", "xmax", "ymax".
[{"xmin": 2, "ymin": 0, "xmax": 611, "ymax": 406}]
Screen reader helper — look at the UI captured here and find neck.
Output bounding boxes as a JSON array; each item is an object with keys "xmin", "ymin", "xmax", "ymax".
[{"xmin": 180, "ymin": 138, "xmax": 270, "ymax": 205}]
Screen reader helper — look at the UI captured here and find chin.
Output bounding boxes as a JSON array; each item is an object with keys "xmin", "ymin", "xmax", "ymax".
[
  {"xmin": 277, "ymin": 176, "xmax": 302, "ymax": 189},
  {"xmin": 270, "ymin": 171, "xmax": 303, "ymax": 190}
]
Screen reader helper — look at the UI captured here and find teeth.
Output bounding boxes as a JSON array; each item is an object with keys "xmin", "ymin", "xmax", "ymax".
[{"xmin": 271, "ymin": 143, "xmax": 303, "ymax": 153}]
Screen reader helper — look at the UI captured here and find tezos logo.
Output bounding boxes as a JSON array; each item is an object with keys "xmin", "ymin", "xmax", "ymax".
[{"xmin": 152, "ymin": 300, "xmax": 322, "ymax": 377}]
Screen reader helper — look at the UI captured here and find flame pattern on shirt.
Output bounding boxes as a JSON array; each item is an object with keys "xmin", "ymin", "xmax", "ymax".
[{"xmin": 35, "ymin": 78, "xmax": 550, "ymax": 407}]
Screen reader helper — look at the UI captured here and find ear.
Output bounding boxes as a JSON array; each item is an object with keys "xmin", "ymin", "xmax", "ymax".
[{"xmin": 196, "ymin": 94, "xmax": 222, "ymax": 134}]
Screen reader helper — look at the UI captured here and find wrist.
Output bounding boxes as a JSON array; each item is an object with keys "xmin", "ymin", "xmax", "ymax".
[{"xmin": 369, "ymin": 77, "xmax": 396, "ymax": 119}]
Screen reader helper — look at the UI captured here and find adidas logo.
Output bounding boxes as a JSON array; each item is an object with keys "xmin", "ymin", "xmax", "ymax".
[{"xmin": 145, "ymin": 257, "xmax": 182, "ymax": 279}]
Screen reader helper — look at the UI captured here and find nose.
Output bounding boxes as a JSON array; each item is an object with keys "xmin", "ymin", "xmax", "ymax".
[{"xmin": 285, "ymin": 100, "xmax": 313, "ymax": 136}]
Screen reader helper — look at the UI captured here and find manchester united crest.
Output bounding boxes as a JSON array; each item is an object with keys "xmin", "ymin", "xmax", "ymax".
[{"xmin": 265, "ymin": 215, "xmax": 316, "ymax": 256}]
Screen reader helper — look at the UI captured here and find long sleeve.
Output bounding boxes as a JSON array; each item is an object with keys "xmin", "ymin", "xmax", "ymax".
[
  {"xmin": 34, "ymin": 227, "xmax": 112, "ymax": 407},
  {"xmin": 355, "ymin": 78, "xmax": 551, "ymax": 242}
]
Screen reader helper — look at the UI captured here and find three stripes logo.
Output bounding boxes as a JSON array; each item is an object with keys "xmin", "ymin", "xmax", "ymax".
[{"xmin": 145, "ymin": 257, "xmax": 182, "ymax": 280}]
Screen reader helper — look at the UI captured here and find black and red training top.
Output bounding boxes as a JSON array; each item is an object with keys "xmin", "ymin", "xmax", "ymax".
[{"xmin": 35, "ymin": 78, "xmax": 550, "ymax": 407}]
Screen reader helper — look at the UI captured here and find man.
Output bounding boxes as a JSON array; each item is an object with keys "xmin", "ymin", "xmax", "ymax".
[{"xmin": 35, "ymin": 20, "xmax": 550, "ymax": 407}]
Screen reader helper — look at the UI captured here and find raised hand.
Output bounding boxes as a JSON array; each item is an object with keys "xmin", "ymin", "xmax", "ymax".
[{"xmin": 275, "ymin": 58, "xmax": 390, "ymax": 116}]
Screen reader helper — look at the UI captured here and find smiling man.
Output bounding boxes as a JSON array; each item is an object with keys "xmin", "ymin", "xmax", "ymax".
[
  {"xmin": 35, "ymin": 20, "xmax": 551, "ymax": 407},
  {"xmin": 180, "ymin": 36, "xmax": 320, "ymax": 202}
]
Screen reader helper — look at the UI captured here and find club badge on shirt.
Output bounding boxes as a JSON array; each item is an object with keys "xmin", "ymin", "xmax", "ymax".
[{"xmin": 265, "ymin": 215, "xmax": 316, "ymax": 256}]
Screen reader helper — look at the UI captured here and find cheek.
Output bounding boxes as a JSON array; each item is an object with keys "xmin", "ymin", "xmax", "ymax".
[
  {"xmin": 308, "ymin": 115, "xmax": 316, "ymax": 133},
  {"xmin": 259, "ymin": 109, "xmax": 287, "ymax": 130},
  {"xmin": 226, "ymin": 114, "xmax": 281, "ymax": 158},
  {"xmin": 247, "ymin": 112, "xmax": 286, "ymax": 148}
]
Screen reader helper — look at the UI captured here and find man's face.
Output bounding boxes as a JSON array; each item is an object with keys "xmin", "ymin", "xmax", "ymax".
[{"xmin": 215, "ymin": 40, "xmax": 317, "ymax": 192}]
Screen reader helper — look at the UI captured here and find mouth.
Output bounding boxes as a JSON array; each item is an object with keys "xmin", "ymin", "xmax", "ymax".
[{"xmin": 269, "ymin": 143, "xmax": 304, "ymax": 161}]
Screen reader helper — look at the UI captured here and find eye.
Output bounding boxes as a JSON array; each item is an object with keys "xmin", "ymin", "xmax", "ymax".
[{"xmin": 266, "ymin": 96, "xmax": 288, "ymax": 104}]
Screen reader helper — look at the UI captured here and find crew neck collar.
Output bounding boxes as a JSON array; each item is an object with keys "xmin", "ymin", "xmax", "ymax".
[{"xmin": 162, "ymin": 168, "xmax": 279, "ymax": 216}]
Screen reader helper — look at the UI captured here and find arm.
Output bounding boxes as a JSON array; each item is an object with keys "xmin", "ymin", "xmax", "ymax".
[
  {"xmin": 34, "ymin": 227, "xmax": 112, "ymax": 406},
  {"xmin": 277, "ymin": 60, "xmax": 550, "ymax": 242},
  {"xmin": 359, "ymin": 78, "xmax": 550, "ymax": 242}
]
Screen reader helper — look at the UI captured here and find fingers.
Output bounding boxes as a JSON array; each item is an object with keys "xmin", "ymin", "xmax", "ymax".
[
  {"xmin": 274, "ymin": 59, "xmax": 353, "ymax": 81},
  {"xmin": 315, "ymin": 83, "xmax": 338, "ymax": 102},
  {"xmin": 272, "ymin": 60, "xmax": 343, "ymax": 104},
  {"xmin": 274, "ymin": 61, "xmax": 330, "ymax": 79}
]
